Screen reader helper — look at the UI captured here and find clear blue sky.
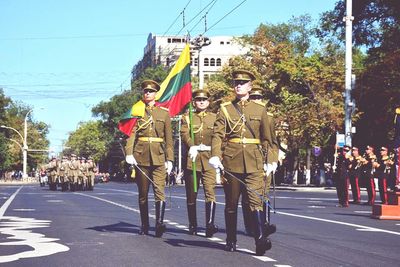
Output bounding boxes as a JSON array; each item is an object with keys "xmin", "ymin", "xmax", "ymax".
[{"xmin": 0, "ymin": 0, "xmax": 338, "ymax": 154}]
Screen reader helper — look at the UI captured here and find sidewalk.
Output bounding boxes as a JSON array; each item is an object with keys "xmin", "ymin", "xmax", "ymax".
[{"xmin": 0, "ymin": 177, "xmax": 39, "ymax": 185}]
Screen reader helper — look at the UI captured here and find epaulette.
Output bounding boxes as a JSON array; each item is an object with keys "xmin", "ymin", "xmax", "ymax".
[
  {"xmin": 220, "ymin": 101, "xmax": 232, "ymax": 107},
  {"xmin": 267, "ymin": 112, "xmax": 274, "ymax": 117},
  {"xmin": 159, "ymin": 107, "xmax": 169, "ymax": 112}
]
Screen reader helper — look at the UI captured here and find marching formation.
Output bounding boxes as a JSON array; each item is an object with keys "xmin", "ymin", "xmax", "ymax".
[
  {"xmin": 124, "ymin": 70, "xmax": 279, "ymax": 256},
  {"xmin": 41, "ymin": 154, "xmax": 97, "ymax": 192},
  {"xmin": 334, "ymin": 145, "xmax": 397, "ymax": 207}
]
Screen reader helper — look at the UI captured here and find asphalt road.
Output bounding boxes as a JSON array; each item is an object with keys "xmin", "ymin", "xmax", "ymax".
[{"xmin": 1, "ymin": 182, "xmax": 399, "ymax": 267}]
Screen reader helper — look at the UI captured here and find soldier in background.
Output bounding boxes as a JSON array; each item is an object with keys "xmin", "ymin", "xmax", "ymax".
[
  {"xmin": 87, "ymin": 156, "xmax": 96, "ymax": 190},
  {"xmin": 181, "ymin": 89, "xmax": 218, "ymax": 237},
  {"xmin": 125, "ymin": 80, "xmax": 174, "ymax": 237},
  {"xmin": 348, "ymin": 147, "xmax": 361, "ymax": 204},
  {"xmin": 360, "ymin": 145, "xmax": 376, "ymax": 205},
  {"xmin": 68, "ymin": 154, "xmax": 80, "ymax": 191},
  {"xmin": 46, "ymin": 157, "xmax": 58, "ymax": 191},
  {"xmin": 59, "ymin": 156, "xmax": 70, "ymax": 191},
  {"xmin": 209, "ymin": 70, "xmax": 279, "ymax": 255},
  {"xmin": 375, "ymin": 146, "xmax": 394, "ymax": 204},
  {"xmin": 334, "ymin": 145, "xmax": 351, "ymax": 207},
  {"xmin": 79, "ymin": 157, "xmax": 88, "ymax": 190}
]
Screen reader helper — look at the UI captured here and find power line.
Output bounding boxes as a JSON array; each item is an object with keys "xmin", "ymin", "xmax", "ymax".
[{"xmin": 162, "ymin": 0, "xmax": 193, "ymax": 36}]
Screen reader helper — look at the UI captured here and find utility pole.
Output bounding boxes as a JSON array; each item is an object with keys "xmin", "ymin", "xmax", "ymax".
[
  {"xmin": 191, "ymin": 35, "xmax": 211, "ymax": 89},
  {"xmin": 344, "ymin": 0, "xmax": 354, "ymax": 147}
]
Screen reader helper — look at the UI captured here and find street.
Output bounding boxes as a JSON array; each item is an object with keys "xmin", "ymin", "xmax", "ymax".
[{"xmin": 1, "ymin": 182, "xmax": 399, "ymax": 267}]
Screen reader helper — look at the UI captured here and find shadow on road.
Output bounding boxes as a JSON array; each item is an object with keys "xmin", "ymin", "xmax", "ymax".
[{"xmin": 87, "ymin": 221, "xmax": 141, "ymax": 234}]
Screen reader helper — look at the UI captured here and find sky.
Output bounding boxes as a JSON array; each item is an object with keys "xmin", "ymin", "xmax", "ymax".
[{"xmin": 0, "ymin": 0, "xmax": 338, "ymax": 154}]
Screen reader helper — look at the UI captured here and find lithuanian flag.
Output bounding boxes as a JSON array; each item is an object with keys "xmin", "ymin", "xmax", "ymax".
[{"xmin": 118, "ymin": 44, "xmax": 192, "ymax": 136}]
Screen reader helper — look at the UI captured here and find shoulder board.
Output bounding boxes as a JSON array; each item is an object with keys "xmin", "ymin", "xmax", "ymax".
[
  {"xmin": 254, "ymin": 102, "xmax": 266, "ymax": 107},
  {"xmin": 159, "ymin": 107, "xmax": 169, "ymax": 111},
  {"xmin": 220, "ymin": 102, "xmax": 232, "ymax": 107},
  {"xmin": 267, "ymin": 112, "xmax": 274, "ymax": 117}
]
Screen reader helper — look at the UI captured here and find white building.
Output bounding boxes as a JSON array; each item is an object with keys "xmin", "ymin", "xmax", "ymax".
[{"xmin": 132, "ymin": 33, "xmax": 249, "ymax": 86}]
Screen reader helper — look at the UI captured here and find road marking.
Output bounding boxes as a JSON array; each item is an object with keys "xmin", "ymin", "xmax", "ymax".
[
  {"xmin": 12, "ymin": 209, "xmax": 36, "ymax": 212},
  {"xmin": 277, "ymin": 211, "xmax": 400, "ymax": 236},
  {"xmin": 0, "ymin": 187, "xmax": 69, "ymax": 263},
  {"xmin": 354, "ymin": 211, "xmax": 371, "ymax": 214},
  {"xmin": 46, "ymin": 200, "xmax": 64, "ymax": 203},
  {"xmin": 0, "ymin": 187, "xmax": 22, "ymax": 218},
  {"xmin": 307, "ymin": 206, "xmax": 326, "ymax": 209}
]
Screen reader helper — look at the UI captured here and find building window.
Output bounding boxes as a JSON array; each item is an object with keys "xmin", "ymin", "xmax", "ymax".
[
  {"xmin": 167, "ymin": 38, "xmax": 171, "ymax": 43},
  {"xmin": 166, "ymin": 57, "xmax": 170, "ymax": 67},
  {"xmin": 204, "ymin": 58, "xmax": 209, "ymax": 66},
  {"xmin": 210, "ymin": 58, "xmax": 215, "ymax": 66},
  {"xmin": 220, "ymin": 41, "xmax": 224, "ymax": 45},
  {"xmin": 194, "ymin": 58, "xmax": 198, "ymax": 66},
  {"xmin": 216, "ymin": 58, "xmax": 221, "ymax": 66},
  {"xmin": 227, "ymin": 41, "xmax": 230, "ymax": 44}
]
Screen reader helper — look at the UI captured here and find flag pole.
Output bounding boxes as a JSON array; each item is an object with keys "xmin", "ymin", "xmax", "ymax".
[{"xmin": 189, "ymin": 101, "xmax": 198, "ymax": 192}]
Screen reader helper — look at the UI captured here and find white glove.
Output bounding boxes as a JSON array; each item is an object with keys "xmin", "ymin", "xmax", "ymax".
[
  {"xmin": 209, "ymin": 156, "xmax": 224, "ymax": 170},
  {"xmin": 189, "ymin": 146, "xmax": 199, "ymax": 162},
  {"xmin": 266, "ymin": 162, "xmax": 278, "ymax": 176},
  {"xmin": 263, "ymin": 163, "xmax": 268, "ymax": 172},
  {"xmin": 165, "ymin": 161, "xmax": 173, "ymax": 175},
  {"xmin": 198, "ymin": 144, "xmax": 211, "ymax": 151},
  {"xmin": 126, "ymin": 155, "xmax": 137, "ymax": 165}
]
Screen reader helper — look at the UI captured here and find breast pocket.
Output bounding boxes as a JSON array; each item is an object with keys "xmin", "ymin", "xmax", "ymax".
[{"xmin": 249, "ymin": 115, "xmax": 261, "ymax": 130}]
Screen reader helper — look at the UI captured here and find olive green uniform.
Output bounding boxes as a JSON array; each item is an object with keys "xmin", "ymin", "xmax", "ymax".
[
  {"xmin": 181, "ymin": 110, "xmax": 218, "ymax": 236},
  {"xmin": 46, "ymin": 160, "xmax": 58, "ymax": 191},
  {"xmin": 211, "ymin": 98, "xmax": 279, "ymax": 249},
  {"xmin": 68, "ymin": 158, "xmax": 80, "ymax": 191},
  {"xmin": 59, "ymin": 158, "xmax": 70, "ymax": 191},
  {"xmin": 87, "ymin": 160, "xmax": 96, "ymax": 190}
]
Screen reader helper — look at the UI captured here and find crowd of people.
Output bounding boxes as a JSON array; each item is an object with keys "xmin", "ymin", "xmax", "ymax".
[
  {"xmin": 333, "ymin": 145, "xmax": 399, "ymax": 207},
  {"xmin": 40, "ymin": 154, "xmax": 97, "ymax": 191}
]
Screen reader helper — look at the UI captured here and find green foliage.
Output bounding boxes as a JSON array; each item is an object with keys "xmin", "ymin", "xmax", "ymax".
[{"xmin": 65, "ymin": 120, "xmax": 109, "ymax": 162}]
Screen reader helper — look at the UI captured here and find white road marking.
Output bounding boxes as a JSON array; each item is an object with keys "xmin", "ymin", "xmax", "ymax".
[
  {"xmin": 253, "ymin": 255, "xmax": 277, "ymax": 262},
  {"xmin": 307, "ymin": 200, "xmax": 323, "ymax": 203},
  {"xmin": 354, "ymin": 211, "xmax": 371, "ymax": 214},
  {"xmin": 46, "ymin": 200, "xmax": 64, "ymax": 203},
  {"xmin": 307, "ymin": 206, "xmax": 326, "ymax": 209},
  {"xmin": 0, "ymin": 187, "xmax": 69, "ymax": 263},
  {"xmin": 12, "ymin": 209, "xmax": 35, "ymax": 212}
]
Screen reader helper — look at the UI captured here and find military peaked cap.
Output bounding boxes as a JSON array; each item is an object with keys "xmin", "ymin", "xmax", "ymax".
[
  {"xmin": 141, "ymin": 80, "xmax": 160, "ymax": 92},
  {"xmin": 249, "ymin": 87, "xmax": 263, "ymax": 97},
  {"xmin": 232, "ymin": 70, "xmax": 255, "ymax": 81},
  {"xmin": 193, "ymin": 89, "xmax": 210, "ymax": 99}
]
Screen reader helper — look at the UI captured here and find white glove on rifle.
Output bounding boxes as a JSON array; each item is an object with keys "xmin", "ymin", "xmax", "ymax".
[
  {"xmin": 209, "ymin": 156, "xmax": 224, "ymax": 170},
  {"xmin": 126, "ymin": 155, "xmax": 137, "ymax": 165},
  {"xmin": 266, "ymin": 162, "xmax": 278, "ymax": 177},
  {"xmin": 165, "ymin": 161, "xmax": 173, "ymax": 175},
  {"xmin": 198, "ymin": 144, "xmax": 211, "ymax": 151},
  {"xmin": 189, "ymin": 146, "xmax": 199, "ymax": 162}
]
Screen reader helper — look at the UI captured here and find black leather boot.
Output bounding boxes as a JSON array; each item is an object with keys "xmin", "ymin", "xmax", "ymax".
[
  {"xmin": 139, "ymin": 202, "xmax": 149, "ymax": 235},
  {"xmin": 253, "ymin": 210, "xmax": 272, "ymax": 256},
  {"xmin": 262, "ymin": 201, "xmax": 276, "ymax": 237},
  {"xmin": 187, "ymin": 203, "xmax": 197, "ymax": 235},
  {"xmin": 205, "ymin": 202, "xmax": 218, "ymax": 237},
  {"xmin": 155, "ymin": 201, "xmax": 166, "ymax": 237},
  {"xmin": 242, "ymin": 200, "xmax": 253, "ymax": 236},
  {"xmin": 224, "ymin": 209, "xmax": 237, "ymax": 252}
]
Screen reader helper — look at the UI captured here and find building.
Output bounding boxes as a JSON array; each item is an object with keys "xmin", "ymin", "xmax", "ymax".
[{"xmin": 131, "ymin": 33, "xmax": 249, "ymax": 86}]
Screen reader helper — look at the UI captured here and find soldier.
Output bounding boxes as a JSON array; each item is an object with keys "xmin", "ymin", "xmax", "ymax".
[
  {"xmin": 68, "ymin": 154, "xmax": 80, "ymax": 191},
  {"xmin": 334, "ymin": 145, "xmax": 351, "ymax": 207},
  {"xmin": 125, "ymin": 80, "xmax": 174, "ymax": 237},
  {"xmin": 46, "ymin": 156, "xmax": 58, "ymax": 191},
  {"xmin": 79, "ymin": 157, "xmax": 89, "ymax": 190},
  {"xmin": 249, "ymin": 87, "xmax": 264, "ymax": 104},
  {"xmin": 209, "ymin": 70, "xmax": 279, "ymax": 255},
  {"xmin": 375, "ymin": 146, "xmax": 394, "ymax": 204},
  {"xmin": 87, "ymin": 156, "xmax": 96, "ymax": 190},
  {"xmin": 348, "ymin": 146, "xmax": 361, "ymax": 204},
  {"xmin": 360, "ymin": 145, "xmax": 376, "ymax": 205},
  {"xmin": 181, "ymin": 89, "xmax": 218, "ymax": 236},
  {"xmin": 59, "ymin": 156, "xmax": 70, "ymax": 191}
]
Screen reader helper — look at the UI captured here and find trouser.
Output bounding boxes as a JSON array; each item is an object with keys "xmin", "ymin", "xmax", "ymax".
[
  {"xmin": 349, "ymin": 174, "xmax": 361, "ymax": 202},
  {"xmin": 378, "ymin": 176, "xmax": 388, "ymax": 204},
  {"xmin": 223, "ymin": 171, "xmax": 264, "ymax": 242},
  {"xmin": 363, "ymin": 174, "xmax": 376, "ymax": 204},
  {"xmin": 184, "ymin": 168, "xmax": 216, "ymax": 204},
  {"xmin": 136, "ymin": 164, "xmax": 166, "ymax": 203},
  {"xmin": 335, "ymin": 176, "xmax": 349, "ymax": 205}
]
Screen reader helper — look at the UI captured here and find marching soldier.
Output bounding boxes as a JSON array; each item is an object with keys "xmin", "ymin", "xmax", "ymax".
[
  {"xmin": 59, "ymin": 156, "xmax": 70, "ymax": 191},
  {"xmin": 375, "ymin": 146, "xmax": 394, "ymax": 204},
  {"xmin": 87, "ymin": 156, "xmax": 96, "ymax": 190},
  {"xmin": 334, "ymin": 145, "xmax": 351, "ymax": 207},
  {"xmin": 181, "ymin": 89, "xmax": 218, "ymax": 236},
  {"xmin": 209, "ymin": 70, "xmax": 279, "ymax": 255},
  {"xmin": 79, "ymin": 157, "xmax": 89, "ymax": 190},
  {"xmin": 46, "ymin": 156, "xmax": 58, "ymax": 191},
  {"xmin": 348, "ymin": 147, "xmax": 361, "ymax": 204},
  {"xmin": 249, "ymin": 87, "xmax": 264, "ymax": 104},
  {"xmin": 68, "ymin": 154, "xmax": 80, "ymax": 191},
  {"xmin": 360, "ymin": 145, "xmax": 376, "ymax": 205},
  {"xmin": 125, "ymin": 80, "xmax": 174, "ymax": 237}
]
